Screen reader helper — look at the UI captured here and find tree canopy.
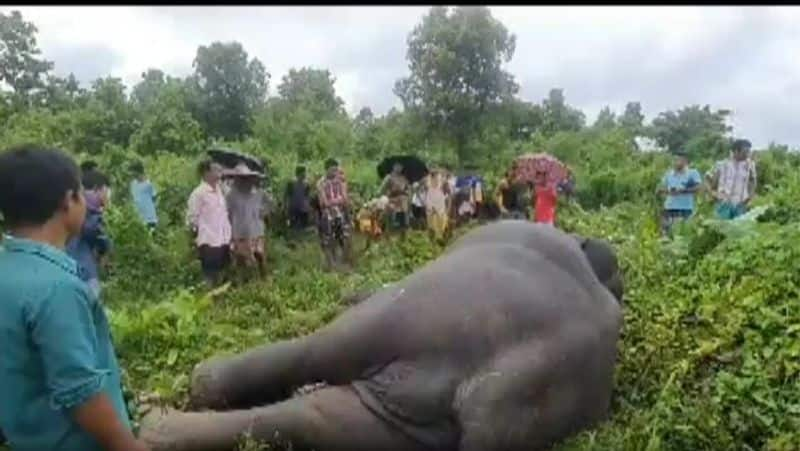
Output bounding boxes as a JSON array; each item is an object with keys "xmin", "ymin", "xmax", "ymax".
[{"xmin": 395, "ymin": 6, "xmax": 519, "ymax": 163}]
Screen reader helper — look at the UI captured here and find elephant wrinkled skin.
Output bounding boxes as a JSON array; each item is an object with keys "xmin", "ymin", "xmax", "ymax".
[{"xmin": 140, "ymin": 220, "xmax": 624, "ymax": 451}]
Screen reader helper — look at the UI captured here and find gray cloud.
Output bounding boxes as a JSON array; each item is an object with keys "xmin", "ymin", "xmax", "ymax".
[
  {"xmin": 43, "ymin": 43, "xmax": 122, "ymax": 87},
  {"xmin": 510, "ymin": 8, "xmax": 799, "ymax": 147}
]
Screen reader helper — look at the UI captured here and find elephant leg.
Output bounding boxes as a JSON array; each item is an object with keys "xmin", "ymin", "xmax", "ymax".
[
  {"xmin": 191, "ymin": 287, "xmax": 399, "ymax": 411},
  {"xmin": 190, "ymin": 340, "xmax": 307, "ymax": 410},
  {"xmin": 141, "ymin": 386, "xmax": 425, "ymax": 451}
]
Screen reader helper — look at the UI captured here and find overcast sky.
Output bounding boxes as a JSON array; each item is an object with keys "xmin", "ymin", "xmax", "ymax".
[{"xmin": 4, "ymin": 6, "xmax": 800, "ymax": 148}]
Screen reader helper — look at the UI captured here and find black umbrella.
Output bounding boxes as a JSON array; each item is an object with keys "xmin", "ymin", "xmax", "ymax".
[
  {"xmin": 207, "ymin": 148, "xmax": 265, "ymax": 174},
  {"xmin": 377, "ymin": 155, "xmax": 428, "ymax": 184}
]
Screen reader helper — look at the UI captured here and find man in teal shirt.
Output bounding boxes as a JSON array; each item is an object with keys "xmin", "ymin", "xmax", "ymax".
[
  {"xmin": 658, "ymin": 151, "xmax": 702, "ymax": 235},
  {"xmin": 0, "ymin": 145, "xmax": 148, "ymax": 451}
]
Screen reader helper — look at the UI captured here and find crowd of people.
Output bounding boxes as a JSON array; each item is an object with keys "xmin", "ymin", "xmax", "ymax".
[
  {"xmin": 657, "ymin": 138, "xmax": 757, "ymax": 235},
  {"xmin": 174, "ymin": 155, "xmax": 581, "ymax": 278}
]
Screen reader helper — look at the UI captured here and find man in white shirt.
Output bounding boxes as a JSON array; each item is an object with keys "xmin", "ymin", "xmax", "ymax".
[
  {"xmin": 706, "ymin": 139, "xmax": 757, "ymax": 220},
  {"xmin": 186, "ymin": 160, "xmax": 232, "ymax": 286}
]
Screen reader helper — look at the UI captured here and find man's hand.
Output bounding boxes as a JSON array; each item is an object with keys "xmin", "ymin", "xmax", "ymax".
[
  {"xmin": 73, "ymin": 393, "xmax": 151, "ymax": 451},
  {"xmin": 187, "ymin": 227, "xmax": 198, "ymax": 252}
]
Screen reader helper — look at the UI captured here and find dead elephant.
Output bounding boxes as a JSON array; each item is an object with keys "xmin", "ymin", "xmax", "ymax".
[{"xmin": 140, "ymin": 220, "xmax": 624, "ymax": 451}]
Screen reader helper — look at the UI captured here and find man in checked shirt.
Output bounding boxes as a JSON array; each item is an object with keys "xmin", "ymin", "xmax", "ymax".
[
  {"xmin": 316, "ymin": 158, "xmax": 354, "ymax": 271},
  {"xmin": 706, "ymin": 139, "xmax": 757, "ymax": 220}
]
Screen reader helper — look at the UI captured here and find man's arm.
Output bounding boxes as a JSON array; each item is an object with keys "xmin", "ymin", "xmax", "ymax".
[
  {"xmin": 682, "ymin": 170, "xmax": 702, "ymax": 194},
  {"xmin": 186, "ymin": 189, "xmax": 201, "ymax": 231},
  {"xmin": 341, "ymin": 181, "xmax": 351, "ymax": 207},
  {"xmin": 746, "ymin": 162, "xmax": 757, "ymax": 203},
  {"xmin": 225, "ymin": 192, "xmax": 235, "ymax": 227},
  {"xmin": 379, "ymin": 175, "xmax": 390, "ymax": 195},
  {"xmin": 82, "ymin": 214, "xmax": 111, "ymax": 257},
  {"xmin": 705, "ymin": 164, "xmax": 721, "ymax": 199},
  {"xmin": 74, "ymin": 394, "xmax": 147, "ymax": 451},
  {"xmin": 316, "ymin": 180, "xmax": 328, "ymax": 209},
  {"xmin": 30, "ymin": 284, "xmax": 147, "ymax": 451}
]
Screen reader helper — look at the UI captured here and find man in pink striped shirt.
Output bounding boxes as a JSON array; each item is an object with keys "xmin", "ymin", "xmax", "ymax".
[{"xmin": 187, "ymin": 160, "xmax": 232, "ymax": 286}]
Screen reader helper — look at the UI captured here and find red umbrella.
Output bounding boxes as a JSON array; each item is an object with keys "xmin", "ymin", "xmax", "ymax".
[{"xmin": 511, "ymin": 153, "xmax": 568, "ymax": 188}]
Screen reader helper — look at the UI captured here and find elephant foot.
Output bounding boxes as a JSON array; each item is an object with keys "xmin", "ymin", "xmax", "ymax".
[
  {"xmin": 189, "ymin": 359, "xmax": 228, "ymax": 410},
  {"xmin": 139, "ymin": 406, "xmax": 185, "ymax": 451}
]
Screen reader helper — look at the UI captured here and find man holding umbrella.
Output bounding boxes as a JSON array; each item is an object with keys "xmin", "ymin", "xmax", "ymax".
[
  {"xmin": 380, "ymin": 162, "xmax": 411, "ymax": 235},
  {"xmin": 225, "ymin": 163, "xmax": 270, "ymax": 280}
]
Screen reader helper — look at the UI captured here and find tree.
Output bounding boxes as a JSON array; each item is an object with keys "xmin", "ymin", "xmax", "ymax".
[
  {"xmin": 131, "ymin": 68, "xmax": 168, "ymax": 111},
  {"xmin": 250, "ymin": 95, "xmax": 354, "ymax": 162},
  {"xmin": 34, "ymin": 73, "xmax": 85, "ymax": 111},
  {"xmin": 276, "ymin": 67, "xmax": 345, "ymax": 120},
  {"xmin": 593, "ymin": 106, "xmax": 617, "ymax": 130},
  {"xmin": 354, "ymin": 107, "xmax": 375, "ymax": 130},
  {"xmin": 483, "ymin": 99, "xmax": 543, "ymax": 141},
  {"xmin": 619, "ymin": 101, "xmax": 645, "ymax": 134},
  {"xmin": 394, "ymin": 6, "xmax": 518, "ymax": 163},
  {"xmin": 131, "ymin": 82, "xmax": 204, "ymax": 156},
  {"xmin": 650, "ymin": 104, "xmax": 732, "ymax": 158},
  {"xmin": 190, "ymin": 41, "xmax": 269, "ymax": 140},
  {"xmin": 70, "ymin": 77, "xmax": 139, "ymax": 154},
  {"xmin": 0, "ymin": 11, "xmax": 53, "ymax": 105},
  {"xmin": 541, "ymin": 88, "xmax": 585, "ymax": 135}
]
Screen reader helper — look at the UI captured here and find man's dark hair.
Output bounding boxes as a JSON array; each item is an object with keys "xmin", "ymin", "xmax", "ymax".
[
  {"xmin": 325, "ymin": 158, "xmax": 338, "ymax": 170},
  {"xmin": 674, "ymin": 150, "xmax": 689, "ymax": 159},
  {"xmin": 82, "ymin": 169, "xmax": 109, "ymax": 191},
  {"xmin": 732, "ymin": 139, "xmax": 752, "ymax": 152},
  {"xmin": 0, "ymin": 144, "xmax": 82, "ymax": 227},
  {"xmin": 295, "ymin": 165, "xmax": 306, "ymax": 177},
  {"xmin": 130, "ymin": 160, "xmax": 145, "ymax": 175},
  {"xmin": 198, "ymin": 159, "xmax": 213, "ymax": 177}
]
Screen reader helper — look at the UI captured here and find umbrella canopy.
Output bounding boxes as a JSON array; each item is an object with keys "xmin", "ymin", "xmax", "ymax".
[
  {"xmin": 207, "ymin": 148, "xmax": 265, "ymax": 174},
  {"xmin": 511, "ymin": 152, "xmax": 568, "ymax": 187},
  {"xmin": 377, "ymin": 155, "xmax": 428, "ymax": 184},
  {"xmin": 222, "ymin": 162, "xmax": 266, "ymax": 179}
]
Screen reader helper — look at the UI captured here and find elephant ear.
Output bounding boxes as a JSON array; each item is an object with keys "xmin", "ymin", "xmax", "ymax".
[
  {"xmin": 578, "ymin": 237, "xmax": 623, "ymax": 303},
  {"xmin": 570, "ymin": 233, "xmax": 589, "ymax": 249}
]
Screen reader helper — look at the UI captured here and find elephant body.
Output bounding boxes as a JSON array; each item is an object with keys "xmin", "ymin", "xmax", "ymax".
[{"xmin": 141, "ymin": 220, "xmax": 623, "ymax": 451}]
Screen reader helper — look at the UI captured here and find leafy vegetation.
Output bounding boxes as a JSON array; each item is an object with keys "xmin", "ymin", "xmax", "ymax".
[{"xmin": 2, "ymin": 6, "xmax": 800, "ymax": 451}]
